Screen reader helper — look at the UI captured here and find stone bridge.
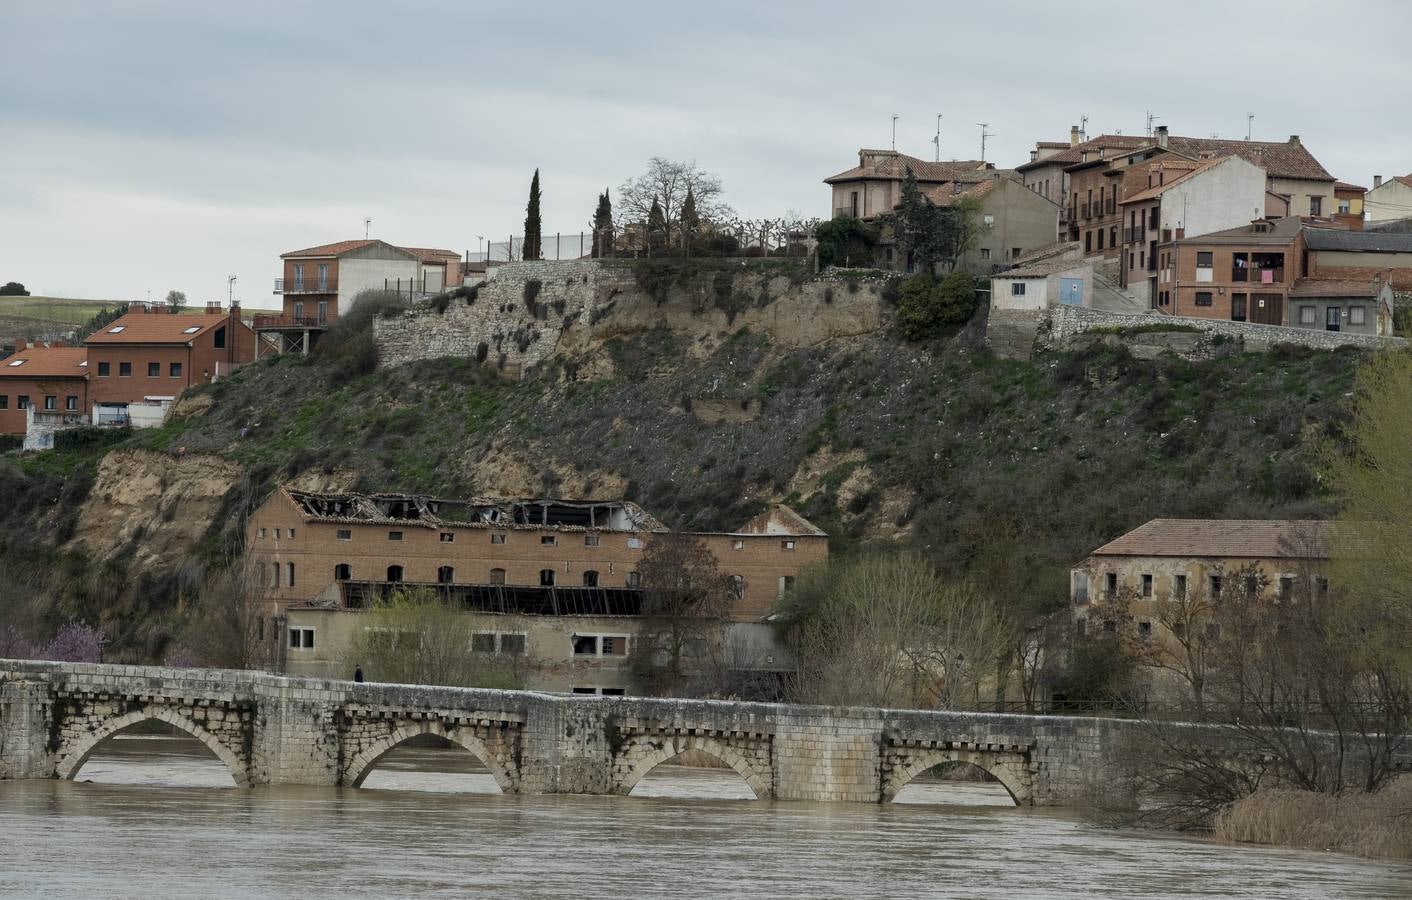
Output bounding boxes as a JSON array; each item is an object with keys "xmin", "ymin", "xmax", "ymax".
[{"xmin": 0, "ymin": 660, "xmax": 1259, "ymax": 805}]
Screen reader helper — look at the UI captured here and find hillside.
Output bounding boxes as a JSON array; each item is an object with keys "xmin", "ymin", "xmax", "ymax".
[{"xmin": 0, "ymin": 282, "xmax": 1361, "ymax": 661}]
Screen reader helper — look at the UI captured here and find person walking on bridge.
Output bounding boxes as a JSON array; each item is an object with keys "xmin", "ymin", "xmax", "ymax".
[{"xmin": 353, "ymin": 664, "xmax": 365, "ymax": 683}]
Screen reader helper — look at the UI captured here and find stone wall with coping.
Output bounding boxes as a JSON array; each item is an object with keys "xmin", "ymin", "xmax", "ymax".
[{"xmin": 1036, "ymin": 304, "xmax": 1407, "ymax": 354}]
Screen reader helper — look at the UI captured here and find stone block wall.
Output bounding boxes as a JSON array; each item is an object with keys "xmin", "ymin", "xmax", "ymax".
[
  {"xmin": 1031, "ymin": 304, "xmax": 1407, "ymax": 355},
  {"xmin": 374, "ymin": 260, "xmax": 884, "ymax": 378}
]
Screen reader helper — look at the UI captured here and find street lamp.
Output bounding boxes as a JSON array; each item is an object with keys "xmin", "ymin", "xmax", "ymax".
[{"xmin": 227, "ymin": 274, "xmax": 238, "ymax": 308}]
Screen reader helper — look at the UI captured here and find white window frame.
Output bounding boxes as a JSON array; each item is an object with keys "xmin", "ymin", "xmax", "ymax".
[{"xmin": 572, "ymin": 633, "xmax": 630, "ymax": 658}]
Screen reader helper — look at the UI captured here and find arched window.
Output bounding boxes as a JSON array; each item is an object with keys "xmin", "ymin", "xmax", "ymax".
[
  {"xmin": 334, "ymin": 563, "xmax": 351, "ymax": 581},
  {"xmin": 582, "ymin": 570, "xmax": 599, "ymax": 587},
  {"xmin": 387, "ymin": 565, "xmax": 404, "ymax": 583},
  {"xmin": 437, "ymin": 565, "xmax": 455, "ymax": 585},
  {"xmin": 287, "ymin": 562, "xmax": 296, "ymax": 588},
  {"xmin": 489, "ymin": 568, "xmax": 506, "ymax": 585},
  {"xmin": 540, "ymin": 568, "xmax": 556, "ymax": 586},
  {"xmin": 273, "ymin": 562, "xmax": 281, "ymax": 588}
]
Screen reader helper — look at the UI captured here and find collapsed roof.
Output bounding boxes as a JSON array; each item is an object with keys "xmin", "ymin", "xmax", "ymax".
[{"xmin": 285, "ymin": 489, "xmax": 667, "ymax": 532}]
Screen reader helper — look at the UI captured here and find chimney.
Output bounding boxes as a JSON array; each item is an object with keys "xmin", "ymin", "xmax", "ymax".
[
  {"xmin": 1080, "ymin": 150, "xmax": 1090, "ymax": 163},
  {"xmin": 1070, "ymin": 125, "xmax": 1081, "ymax": 147},
  {"xmin": 1029, "ymin": 149, "xmax": 1038, "ymax": 162},
  {"xmin": 1288, "ymin": 135, "xmax": 1300, "ymax": 144},
  {"xmin": 1374, "ymin": 175, "xmax": 1383, "ymax": 188},
  {"xmin": 13, "ymin": 339, "xmax": 25, "ymax": 352},
  {"xmin": 1155, "ymin": 125, "xmax": 1169, "ymax": 149}
]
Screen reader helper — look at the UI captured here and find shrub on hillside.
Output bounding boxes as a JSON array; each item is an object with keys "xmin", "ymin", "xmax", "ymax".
[
  {"xmin": 895, "ymin": 271, "xmax": 978, "ymax": 340},
  {"xmin": 309, "ymin": 289, "xmax": 405, "ymax": 381}
]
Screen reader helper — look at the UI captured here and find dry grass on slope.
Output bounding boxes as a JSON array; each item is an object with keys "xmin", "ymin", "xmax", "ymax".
[{"xmin": 1214, "ymin": 779, "xmax": 1412, "ymax": 859}]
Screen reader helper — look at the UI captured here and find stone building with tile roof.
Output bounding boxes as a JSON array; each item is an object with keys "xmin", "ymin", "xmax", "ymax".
[{"xmin": 1071, "ymin": 519, "xmax": 1333, "ymax": 680}]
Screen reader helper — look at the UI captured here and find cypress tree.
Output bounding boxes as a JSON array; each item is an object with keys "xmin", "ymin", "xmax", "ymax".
[
  {"xmin": 592, "ymin": 189, "xmax": 613, "ymax": 258},
  {"xmin": 648, "ymin": 195, "xmax": 666, "ymax": 249},
  {"xmin": 680, "ymin": 185, "xmax": 700, "ymax": 251},
  {"xmin": 523, "ymin": 168, "xmax": 542, "ymax": 261}
]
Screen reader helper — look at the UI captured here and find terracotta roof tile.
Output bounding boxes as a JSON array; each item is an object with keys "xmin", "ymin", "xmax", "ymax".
[
  {"xmin": 1289, "ymin": 278, "xmax": 1386, "ymax": 298},
  {"xmin": 1016, "ymin": 135, "xmax": 1153, "ymax": 172},
  {"xmin": 0, "ymin": 346, "xmax": 88, "ymax": 379},
  {"xmin": 1164, "ymin": 136, "xmax": 1334, "ymax": 182},
  {"xmin": 927, "ymin": 178, "xmax": 998, "ymax": 206},
  {"xmin": 1088, "ymin": 518, "xmax": 1330, "ymax": 559},
  {"xmin": 1119, "ymin": 156, "xmax": 1230, "ymax": 206},
  {"xmin": 825, "ymin": 151, "xmax": 993, "ymax": 184},
  {"xmin": 1335, "ymin": 181, "xmax": 1368, "ymax": 193},
  {"xmin": 84, "ymin": 311, "xmax": 231, "ymax": 345},
  {"xmin": 280, "ymin": 239, "xmax": 381, "ymax": 258},
  {"xmin": 401, "ymin": 247, "xmax": 461, "ymax": 262}
]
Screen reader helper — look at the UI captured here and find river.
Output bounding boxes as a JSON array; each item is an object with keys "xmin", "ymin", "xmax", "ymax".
[{"xmin": 0, "ymin": 735, "xmax": 1408, "ymax": 899}]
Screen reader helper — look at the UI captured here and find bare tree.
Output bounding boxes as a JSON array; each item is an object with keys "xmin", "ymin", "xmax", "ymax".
[
  {"xmin": 617, "ymin": 158, "xmax": 732, "ymax": 248},
  {"xmin": 173, "ymin": 554, "xmax": 274, "ymax": 670},
  {"xmin": 630, "ymin": 534, "xmax": 732, "ymax": 696},
  {"xmin": 346, "ymin": 586, "xmax": 522, "ymax": 688},
  {"xmin": 781, "ymin": 554, "xmax": 1010, "ymax": 710}
]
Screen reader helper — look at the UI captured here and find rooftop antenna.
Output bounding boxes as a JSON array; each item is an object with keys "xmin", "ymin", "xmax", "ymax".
[
  {"xmin": 932, "ymin": 113, "xmax": 943, "ymax": 162},
  {"xmin": 976, "ymin": 123, "xmax": 991, "ymax": 162},
  {"xmin": 364, "ymin": 216, "xmax": 372, "ymax": 238},
  {"xmin": 1146, "ymin": 110, "xmax": 1160, "ymax": 137},
  {"xmin": 1245, "ymin": 113, "xmax": 1254, "ymax": 142},
  {"xmin": 891, "ymin": 114, "xmax": 899, "ymax": 151},
  {"xmin": 227, "ymin": 274, "xmax": 237, "ymax": 308},
  {"xmin": 1079, "ymin": 114, "xmax": 1089, "ymax": 141}
]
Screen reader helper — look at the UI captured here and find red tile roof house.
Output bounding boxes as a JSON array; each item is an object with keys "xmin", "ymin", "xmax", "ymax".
[
  {"xmin": 0, "ymin": 342, "xmax": 90, "ymax": 448},
  {"xmin": 260, "ymin": 240, "xmax": 462, "ymax": 356},
  {"xmin": 85, "ymin": 303, "xmax": 255, "ymax": 427}
]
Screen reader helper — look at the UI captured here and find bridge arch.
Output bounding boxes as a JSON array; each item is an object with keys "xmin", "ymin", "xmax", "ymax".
[
  {"xmin": 883, "ymin": 747, "xmax": 1030, "ymax": 806},
  {"xmin": 55, "ymin": 708, "xmax": 250, "ymax": 787},
  {"xmin": 614, "ymin": 734, "xmax": 771, "ymax": 800},
  {"xmin": 343, "ymin": 721, "xmax": 516, "ymax": 792}
]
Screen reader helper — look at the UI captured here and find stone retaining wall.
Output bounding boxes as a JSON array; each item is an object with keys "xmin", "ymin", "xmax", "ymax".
[
  {"xmin": 1041, "ymin": 304, "xmax": 1406, "ymax": 353},
  {"xmin": 374, "ymin": 260, "xmax": 883, "ymax": 379}
]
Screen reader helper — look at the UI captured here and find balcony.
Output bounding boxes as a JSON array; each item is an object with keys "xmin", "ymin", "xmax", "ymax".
[
  {"xmin": 1233, "ymin": 267, "xmax": 1284, "ymax": 284},
  {"xmin": 273, "ymin": 278, "xmax": 334, "ymax": 295},
  {"xmin": 254, "ymin": 314, "xmax": 329, "ymax": 330},
  {"xmin": 1122, "ymin": 227, "xmax": 1145, "ymax": 244}
]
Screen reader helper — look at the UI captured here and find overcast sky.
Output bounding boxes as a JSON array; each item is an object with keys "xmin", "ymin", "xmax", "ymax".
[{"xmin": 3, "ymin": 0, "xmax": 1408, "ymax": 302}]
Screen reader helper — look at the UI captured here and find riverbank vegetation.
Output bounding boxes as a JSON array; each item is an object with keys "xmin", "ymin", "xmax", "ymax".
[{"xmin": 1214, "ymin": 781, "xmax": 1412, "ymax": 860}]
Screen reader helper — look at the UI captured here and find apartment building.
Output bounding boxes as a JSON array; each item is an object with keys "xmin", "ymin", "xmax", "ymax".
[
  {"xmin": 1016, "ymin": 128, "xmax": 1152, "ymax": 239},
  {"xmin": 1334, "ymin": 181, "xmax": 1367, "ymax": 230},
  {"xmin": 1117, "ymin": 155, "xmax": 1269, "ymax": 304},
  {"xmin": 85, "ymin": 304, "xmax": 254, "ymax": 426},
  {"xmin": 1041, "ymin": 127, "xmax": 1336, "ymax": 258},
  {"xmin": 1153, "ymin": 216, "xmax": 1305, "ymax": 324},
  {"xmin": 0, "ymin": 342, "xmax": 89, "ymax": 443},
  {"xmin": 824, "ymin": 149, "xmax": 995, "ymax": 221},
  {"xmin": 261, "ymin": 239, "xmax": 461, "ymax": 356},
  {"xmin": 1364, "ymin": 175, "xmax": 1412, "ymax": 224}
]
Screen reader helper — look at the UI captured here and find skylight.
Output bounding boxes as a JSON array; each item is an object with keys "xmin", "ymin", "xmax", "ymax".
[
  {"xmin": 7, "ymin": 359, "xmax": 26, "ymax": 367},
  {"xmin": 182, "ymin": 326, "xmax": 202, "ymax": 334},
  {"xmin": 108, "ymin": 325, "xmax": 126, "ymax": 333}
]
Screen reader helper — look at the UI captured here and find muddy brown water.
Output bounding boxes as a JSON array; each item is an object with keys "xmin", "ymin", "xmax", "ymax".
[{"xmin": 0, "ymin": 735, "xmax": 1408, "ymax": 898}]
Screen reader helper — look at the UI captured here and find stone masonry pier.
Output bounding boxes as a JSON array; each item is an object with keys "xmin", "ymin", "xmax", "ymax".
[{"xmin": 2, "ymin": 660, "xmax": 1181, "ymax": 805}]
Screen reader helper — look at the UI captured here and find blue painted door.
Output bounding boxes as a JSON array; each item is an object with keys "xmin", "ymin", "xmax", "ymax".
[{"xmin": 1060, "ymin": 278, "xmax": 1084, "ymax": 305}]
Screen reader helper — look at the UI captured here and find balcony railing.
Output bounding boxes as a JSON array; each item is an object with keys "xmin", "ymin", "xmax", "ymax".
[
  {"xmin": 1232, "ymin": 267, "xmax": 1285, "ymax": 284},
  {"xmin": 1122, "ymin": 227, "xmax": 1145, "ymax": 243},
  {"xmin": 273, "ymin": 278, "xmax": 334, "ymax": 294},
  {"xmin": 253, "ymin": 314, "xmax": 329, "ymax": 329}
]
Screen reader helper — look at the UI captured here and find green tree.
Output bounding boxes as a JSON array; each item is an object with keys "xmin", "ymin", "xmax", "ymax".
[
  {"xmin": 895, "ymin": 271, "xmax": 978, "ymax": 340},
  {"xmin": 591, "ymin": 189, "xmax": 613, "ymax": 258},
  {"xmin": 814, "ymin": 216, "xmax": 879, "ymax": 268},
  {"xmin": 164, "ymin": 290, "xmax": 187, "ymax": 312},
  {"xmin": 0, "ymin": 282, "xmax": 29, "ymax": 296},
  {"xmin": 887, "ymin": 167, "xmax": 984, "ymax": 274},
  {"xmin": 523, "ymin": 168, "xmax": 542, "ymax": 261},
  {"xmin": 647, "ymin": 195, "xmax": 666, "ymax": 250}
]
